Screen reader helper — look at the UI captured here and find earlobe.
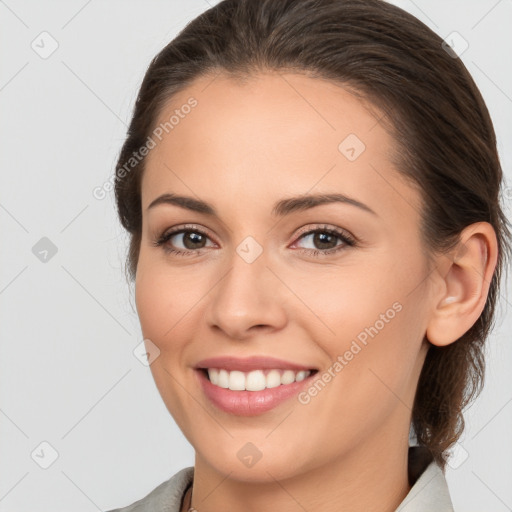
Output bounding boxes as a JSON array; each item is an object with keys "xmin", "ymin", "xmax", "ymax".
[{"xmin": 425, "ymin": 222, "xmax": 498, "ymax": 347}]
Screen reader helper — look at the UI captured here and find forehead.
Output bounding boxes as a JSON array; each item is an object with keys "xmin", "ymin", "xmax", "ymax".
[
  {"xmin": 141, "ymin": 71, "xmax": 422, "ymax": 221},
  {"xmin": 148, "ymin": 71, "xmax": 386, "ymax": 162}
]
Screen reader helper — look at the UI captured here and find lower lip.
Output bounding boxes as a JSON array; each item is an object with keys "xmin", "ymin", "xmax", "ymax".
[{"xmin": 196, "ymin": 369, "xmax": 317, "ymax": 416}]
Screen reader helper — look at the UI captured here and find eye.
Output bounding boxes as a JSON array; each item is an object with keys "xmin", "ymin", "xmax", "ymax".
[
  {"xmin": 152, "ymin": 223, "xmax": 357, "ymax": 258},
  {"xmin": 152, "ymin": 224, "xmax": 216, "ymax": 257},
  {"xmin": 291, "ymin": 225, "xmax": 356, "ymax": 257}
]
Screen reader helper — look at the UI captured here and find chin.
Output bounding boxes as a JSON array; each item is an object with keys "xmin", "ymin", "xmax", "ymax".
[{"xmin": 196, "ymin": 442, "xmax": 313, "ymax": 484}]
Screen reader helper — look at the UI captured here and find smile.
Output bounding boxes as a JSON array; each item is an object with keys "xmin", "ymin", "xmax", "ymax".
[{"xmin": 196, "ymin": 368, "xmax": 318, "ymax": 416}]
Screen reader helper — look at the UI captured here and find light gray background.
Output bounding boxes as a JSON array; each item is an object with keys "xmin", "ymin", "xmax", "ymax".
[{"xmin": 1, "ymin": 1, "xmax": 511, "ymax": 510}]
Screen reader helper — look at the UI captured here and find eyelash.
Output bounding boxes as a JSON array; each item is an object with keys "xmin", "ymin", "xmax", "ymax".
[{"xmin": 152, "ymin": 223, "xmax": 357, "ymax": 258}]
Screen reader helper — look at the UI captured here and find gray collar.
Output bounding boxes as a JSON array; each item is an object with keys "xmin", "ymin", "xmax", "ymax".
[{"xmin": 397, "ymin": 446, "xmax": 454, "ymax": 511}]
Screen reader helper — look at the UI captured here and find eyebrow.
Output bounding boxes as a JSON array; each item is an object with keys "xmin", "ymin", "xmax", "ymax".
[{"xmin": 147, "ymin": 192, "xmax": 377, "ymax": 217}]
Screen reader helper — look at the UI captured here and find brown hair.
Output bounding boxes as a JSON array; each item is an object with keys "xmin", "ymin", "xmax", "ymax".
[{"xmin": 114, "ymin": 0, "xmax": 511, "ymax": 469}]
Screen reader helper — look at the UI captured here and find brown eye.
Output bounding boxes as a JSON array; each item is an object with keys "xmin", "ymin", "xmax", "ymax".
[
  {"xmin": 293, "ymin": 226, "xmax": 356, "ymax": 256},
  {"xmin": 310, "ymin": 231, "xmax": 339, "ymax": 250},
  {"xmin": 175, "ymin": 231, "xmax": 207, "ymax": 250},
  {"xmin": 153, "ymin": 225, "xmax": 215, "ymax": 256}
]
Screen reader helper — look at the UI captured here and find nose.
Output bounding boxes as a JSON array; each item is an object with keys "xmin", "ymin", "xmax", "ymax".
[{"xmin": 204, "ymin": 244, "xmax": 288, "ymax": 341}]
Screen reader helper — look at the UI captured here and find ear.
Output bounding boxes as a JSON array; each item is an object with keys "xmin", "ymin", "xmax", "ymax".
[{"xmin": 426, "ymin": 222, "xmax": 498, "ymax": 347}]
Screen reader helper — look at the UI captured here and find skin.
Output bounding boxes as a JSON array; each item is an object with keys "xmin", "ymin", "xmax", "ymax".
[{"xmin": 134, "ymin": 71, "xmax": 498, "ymax": 512}]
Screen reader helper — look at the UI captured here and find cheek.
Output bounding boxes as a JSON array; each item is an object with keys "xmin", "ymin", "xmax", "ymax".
[
  {"xmin": 135, "ymin": 273, "xmax": 170, "ymax": 344},
  {"xmin": 134, "ymin": 262, "xmax": 201, "ymax": 429},
  {"xmin": 307, "ymin": 251, "xmax": 428, "ymax": 391},
  {"xmin": 134, "ymin": 257, "xmax": 200, "ymax": 347},
  {"xmin": 297, "ymin": 301, "xmax": 426, "ymax": 458},
  {"xmin": 290, "ymin": 256, "xmax": 415, "ymax": 341}
]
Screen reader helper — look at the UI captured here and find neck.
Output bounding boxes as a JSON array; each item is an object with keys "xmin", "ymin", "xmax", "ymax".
[{"xmin": 181, "ymin": 484, "xmax": 192, "ymax": 512}]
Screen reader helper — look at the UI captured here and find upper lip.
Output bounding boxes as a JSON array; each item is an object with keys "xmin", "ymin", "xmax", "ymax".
[{"xmin": 195, "ymin": 356, "xmax": 318, "ymax": 372}]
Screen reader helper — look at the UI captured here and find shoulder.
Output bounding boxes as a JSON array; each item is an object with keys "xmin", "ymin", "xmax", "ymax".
[{"xmin": 105, "ymin": 466, "xmax": 194, "ymax": 512}]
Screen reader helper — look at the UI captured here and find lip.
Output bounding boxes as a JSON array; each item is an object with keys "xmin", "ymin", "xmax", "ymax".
[
  {"xmin": 195, "ymin": 355, "xmax": 318, "ymax": 372},
  {"xmin": 195, "ymin": 368, "xmax": 318, "ymax": 416}
]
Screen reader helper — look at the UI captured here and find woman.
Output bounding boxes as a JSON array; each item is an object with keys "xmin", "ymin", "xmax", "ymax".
[{"xmin": 107, "ymin": 0, "xmax": 511, "ymax": 510}]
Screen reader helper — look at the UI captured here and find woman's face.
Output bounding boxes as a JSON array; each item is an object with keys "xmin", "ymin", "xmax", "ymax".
[{"xmin": 135, "ymin": 71, "xmax": 433, "ymax": 481}]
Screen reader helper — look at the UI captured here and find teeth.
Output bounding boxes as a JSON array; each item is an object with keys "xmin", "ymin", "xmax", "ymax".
[{"xmin": 206, "ymin": 368, "xmax": 312, "ymax": 391}]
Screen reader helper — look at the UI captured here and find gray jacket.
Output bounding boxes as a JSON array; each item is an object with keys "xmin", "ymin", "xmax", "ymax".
[{"xmin": 107, "ymin": 446, "xmax": 454, "ymax": 511}]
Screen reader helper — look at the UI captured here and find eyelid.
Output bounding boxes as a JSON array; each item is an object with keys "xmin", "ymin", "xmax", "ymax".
[
  {"xmin": 293, "ymin": 223, "xmax": 353, "ymax": 238},
  {"xmin": 291, "ymin": 223, "xmax": 357, "ymax": 245},
  {"xmin": 159, "ymin": 223, "xmax": 217, "ymax": 243}
]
